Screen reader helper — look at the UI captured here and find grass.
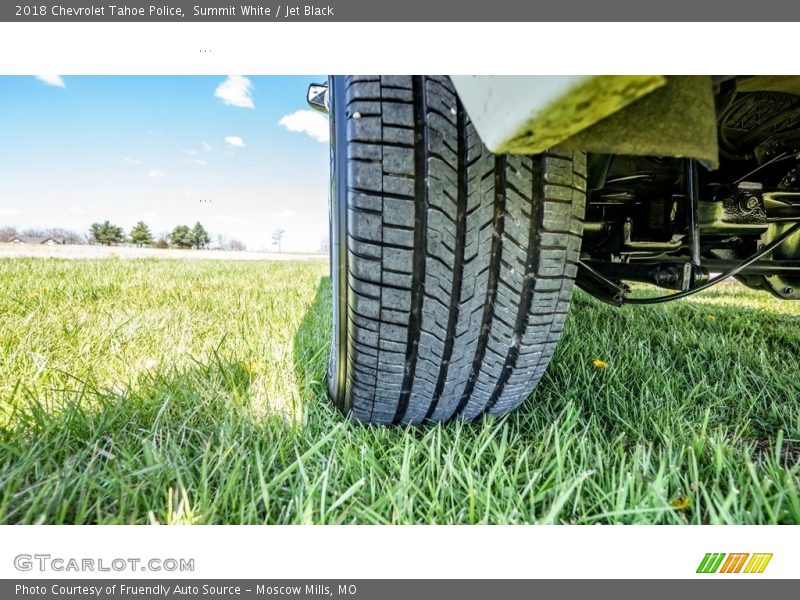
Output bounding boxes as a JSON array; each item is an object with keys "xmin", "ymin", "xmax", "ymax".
[{"xmin": 1, "ymin": 257, "xmax": 799, "ymax": 525}]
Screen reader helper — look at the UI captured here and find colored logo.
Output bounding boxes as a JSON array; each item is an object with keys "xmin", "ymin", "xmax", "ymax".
[{"xmin": 697, "ymin": 553, "xmax": 773, "ymax": 574}]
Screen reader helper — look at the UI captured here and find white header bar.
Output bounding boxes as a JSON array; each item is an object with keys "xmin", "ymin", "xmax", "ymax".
[{"xmin": 0, "ymin": 23, "xmax": 799, "ymax": 75}]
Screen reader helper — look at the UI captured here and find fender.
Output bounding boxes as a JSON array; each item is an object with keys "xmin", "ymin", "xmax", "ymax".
[{"xmin": 450, "ymin": 75, "xmax": 719, "ymax": 167}]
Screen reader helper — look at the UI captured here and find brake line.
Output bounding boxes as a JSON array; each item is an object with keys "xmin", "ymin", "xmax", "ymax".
[{"xmin": 622, "ymin": 221, "xmax": 800, "ymax": 305}]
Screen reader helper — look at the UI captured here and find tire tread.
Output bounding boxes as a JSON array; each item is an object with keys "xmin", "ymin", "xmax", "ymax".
[{"xmin": 341, "ymin": 76, "xmax": 586, "ymax": 424}]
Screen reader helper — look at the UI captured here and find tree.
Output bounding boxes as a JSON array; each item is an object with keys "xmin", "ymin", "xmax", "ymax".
[
  {"xmin": 20, "ymin": 227, "xmax": 82, "ymax": 244},
  {"xmin": 271, "ymin": 228, "xmax": 285, "ymax": 253},
  {"xmin": 45, "ymin": 228, "xmax": 83, "ymax": 244},
  {"xmin": 20, "ymin": 228, "xmax": 47, "ymax": 238},
  {"xmin": 168, "ymin": 224, "xmax": 193, "ymax": 248},
  {"xmin": 190, "ymin": 221, "xmax": 211, "ymax": 249},
  {"xmin": 229, "ymin": 238, "xmax": 246, "ymax": 251},
  {"xmin": 215, "ymin": 234, "xmax": 246, "ymax": 251},
  {"xmin": 318, "ymin": 235, "xmax": 330, "ymax": 254},
  {"xmin": 89, "ymin": 221, "xmax": 125, "ymax": 246},
  {"xmin": 0, "ymin": 226, "xmax": 18, "ymax": 242},
  {"xmin": 129, "ymin": 221, "xmax": 155, "ymax": 247}
]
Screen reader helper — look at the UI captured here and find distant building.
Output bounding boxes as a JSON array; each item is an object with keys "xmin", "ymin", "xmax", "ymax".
[{"xmin": 8, "ymin": 236, "xmax": 66, "ymax": 245}]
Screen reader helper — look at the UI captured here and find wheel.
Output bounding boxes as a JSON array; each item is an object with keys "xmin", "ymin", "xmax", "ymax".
[{"xmin": 327, "ymin": 75, "xmax": 586, "ymax": 425}]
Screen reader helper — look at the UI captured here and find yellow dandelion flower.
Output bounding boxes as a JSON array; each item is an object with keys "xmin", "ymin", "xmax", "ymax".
[
  {"xmin": 670, "ymin": 495, "xmax": 691, "ymax": 511},
  {"xmin": 592, "ymin": 359, "xmax": 609, "ymax": 369}
]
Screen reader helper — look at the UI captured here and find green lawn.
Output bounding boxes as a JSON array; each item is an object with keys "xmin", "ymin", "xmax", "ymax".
[{"xmin": 1, "ymin": 258, "xmax": 799, "ymax": 524}]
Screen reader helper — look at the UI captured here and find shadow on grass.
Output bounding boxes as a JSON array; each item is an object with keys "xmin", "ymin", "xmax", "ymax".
[
  {"xmin": 291, "ymin": 275, "xmax": 337, "ymax": 421},
  {"xmin": 524, "ymin": 289, "xmax": 800, "ymax": 443}
]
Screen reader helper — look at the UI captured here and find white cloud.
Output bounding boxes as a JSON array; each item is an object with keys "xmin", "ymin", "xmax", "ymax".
[
  {"xmin": 182, "ymin": 148, "xmax": 197, "ymax": 155},
  {"xmin": 68, "ymin": 206, "xmax": 85, "ymax": 214},
  {"xmin": 148, "ymin": 169, "xmax": 165, "ymax": 178},
  {"xmin": 279, "ymin": 110, "xmax": 329, "ymax": 143},
  {"xmin": 202, "ymin": 142, "xmax": 212, "ymax": 152},
  {"xmin": 189, "ymin": 159, "xmax": 208, "ymax": 166},
  {"xmin": 123, "ymin": 157, "xmax": 141, "ymax": 165},
  {"xmin": 0, "ymin": 208, "xmax": 20, "ymax": 216},
  {"xmin": 214, "ymin": 76, "xmax": 254, "ymax": 109},
  {"xmin": 225, "ymin": 135, "xmax": 246, "ymax": 148},
  {"xmin": 35, "ymin": 75, "xmax": 65, "ymax": 88},
  {"xmin": 274, "ymin": 209, "xmax": 298, "ymax": 219}
]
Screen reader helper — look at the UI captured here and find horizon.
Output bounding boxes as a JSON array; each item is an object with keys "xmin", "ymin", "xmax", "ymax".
[{"xmin": 0, "ymin": 75, "xmax": 330, "ymax": 253}]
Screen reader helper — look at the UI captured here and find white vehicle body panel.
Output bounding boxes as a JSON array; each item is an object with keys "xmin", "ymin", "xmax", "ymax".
[{"xmin": 450, "ymin": 75, "xmax": 665, "ymax": 154}]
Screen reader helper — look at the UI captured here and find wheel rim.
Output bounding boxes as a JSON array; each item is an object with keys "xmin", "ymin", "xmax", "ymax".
[{"xmin": 327, "ymin": 76, "xmax": 349, "ymax": 413}]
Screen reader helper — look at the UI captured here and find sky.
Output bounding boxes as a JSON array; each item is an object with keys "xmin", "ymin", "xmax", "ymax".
[{"xmin": 0, "ymin": 75, "xmax": 330, "ymax": 252}]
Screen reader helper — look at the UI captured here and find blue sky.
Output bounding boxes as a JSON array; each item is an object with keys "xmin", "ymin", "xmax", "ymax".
[{"xmin": 0, "ymin": 75, "xmax": 330, "ymax": 252}]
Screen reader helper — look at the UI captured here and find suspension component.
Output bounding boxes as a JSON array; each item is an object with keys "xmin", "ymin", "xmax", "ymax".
[
  {"xmin": 581, "ymin": 260, "xmax": 709, "ymax": 292},
  {"xmin": 763, "ymin": 191, "xmax": 800, "ymax": 222}
]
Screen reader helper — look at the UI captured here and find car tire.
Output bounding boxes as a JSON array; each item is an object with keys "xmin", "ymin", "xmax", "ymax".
[{"xmin": 327, "ymin": 75, "xmax": 586, "ymax": 425}]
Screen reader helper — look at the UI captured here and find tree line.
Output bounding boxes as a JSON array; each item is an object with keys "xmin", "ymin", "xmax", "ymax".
[
  {"xmin": 0, "ymin": 226, "xmax": 83, "ymax": 244},
  {"xmin": 91, "ymin": 220, "xmax": 214, "ymax": 248},
  {"xmin": 0, "ymin": 222, "xmax": 246, "ymax": 250}
]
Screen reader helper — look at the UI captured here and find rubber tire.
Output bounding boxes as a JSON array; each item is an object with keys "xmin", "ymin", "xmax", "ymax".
[{"xmin": 328, "ymin": 75, "xmax": 586, "ymax": 425}]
